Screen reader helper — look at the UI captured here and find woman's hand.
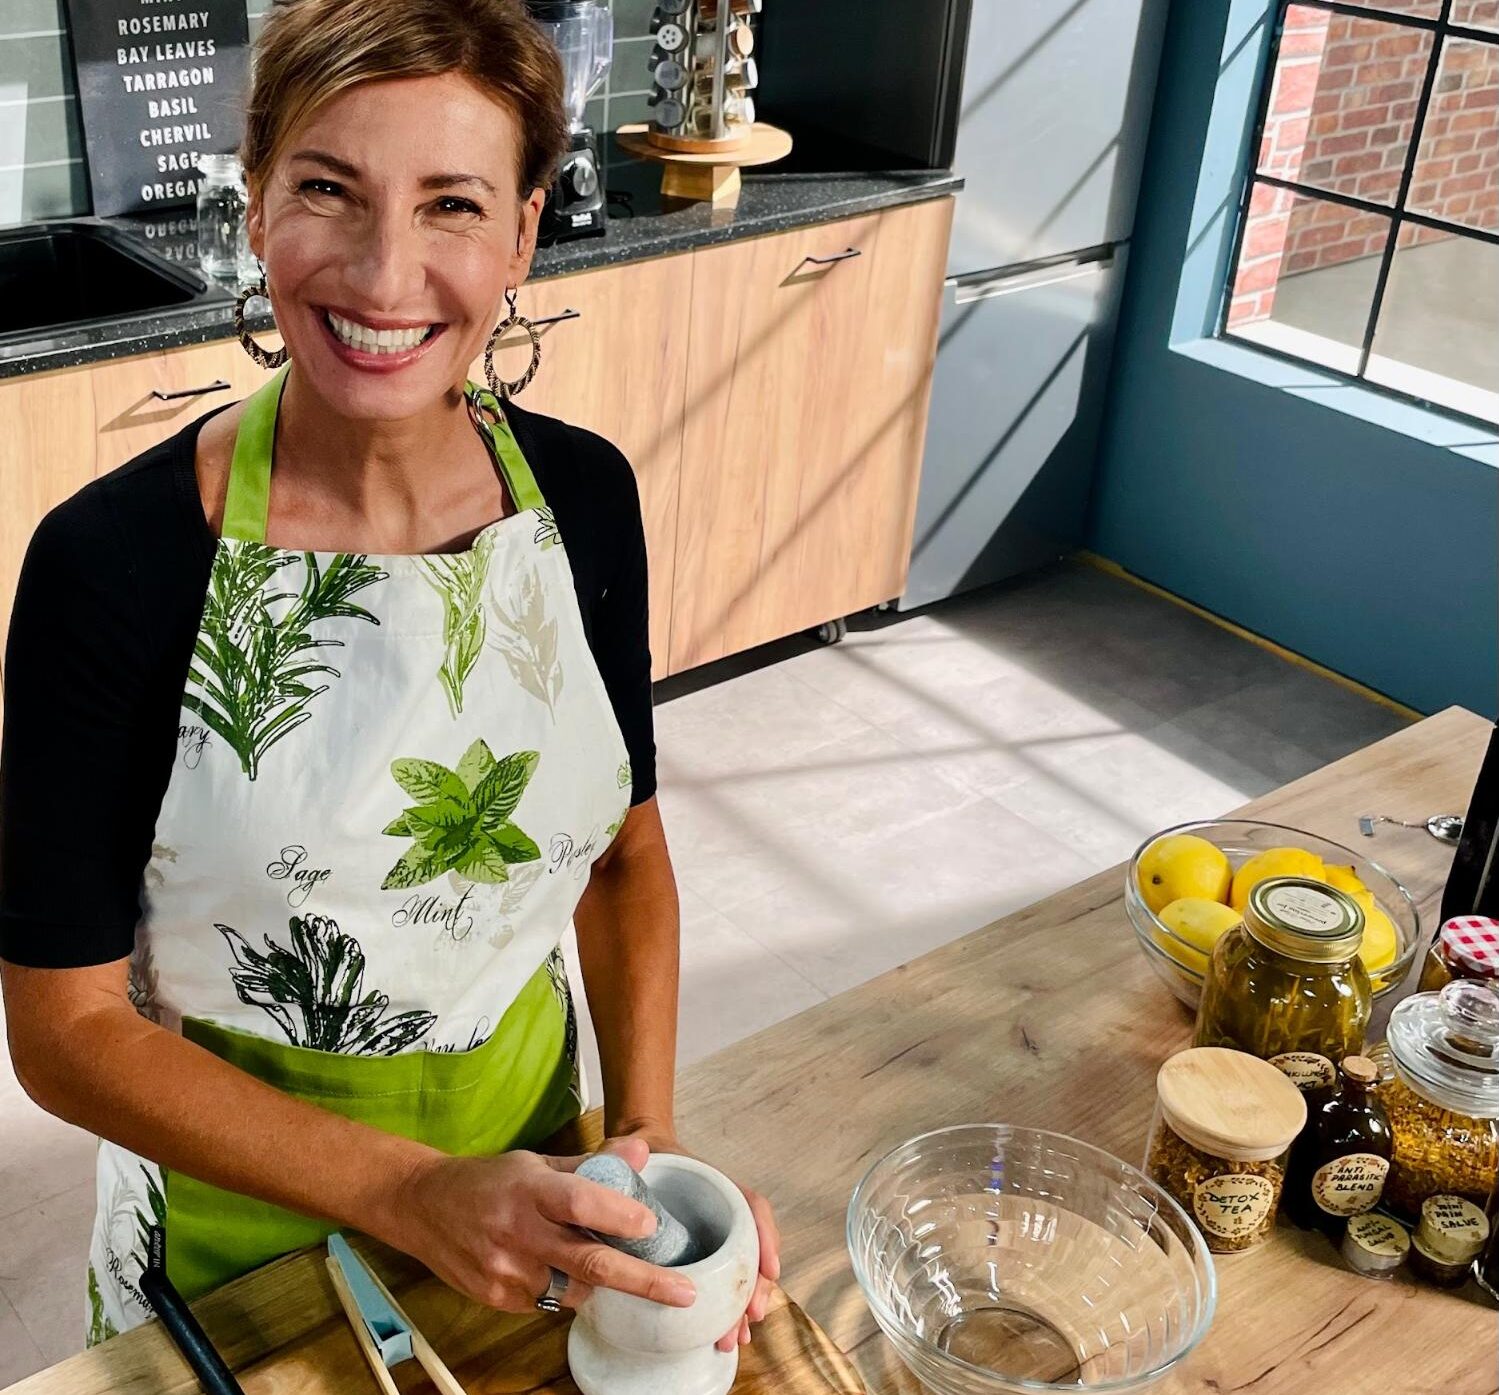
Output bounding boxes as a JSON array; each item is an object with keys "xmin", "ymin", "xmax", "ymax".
[
  {"xmin": 389, "ymin": 1136, "xmax": 698, "ymax": 1314},
  {"xmin": 619, "ymin": 1125, "xmax": 782, "ymax": 1353}
]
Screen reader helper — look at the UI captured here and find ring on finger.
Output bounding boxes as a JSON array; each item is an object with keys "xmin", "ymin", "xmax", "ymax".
[{"xmin": 535, "ymin": 1267, "xmax": 570, "ymax": 1314}]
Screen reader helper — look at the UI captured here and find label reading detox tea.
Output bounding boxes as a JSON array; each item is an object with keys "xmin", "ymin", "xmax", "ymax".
[{"xmin": 1194, "ymin": 1174, "xmax": 1276, "ymax": 1239}]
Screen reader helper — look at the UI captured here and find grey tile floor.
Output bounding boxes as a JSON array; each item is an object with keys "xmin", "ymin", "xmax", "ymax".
[{"xmin": 0, "ymin": 561, "xmax": 1410, "ymax": 1383}]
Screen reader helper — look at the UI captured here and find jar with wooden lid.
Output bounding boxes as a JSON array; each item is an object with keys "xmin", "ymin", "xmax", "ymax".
[
  {"xmin": 1194, "ymin": 877, "xmax": 1372, "ymax": 1093},
  {"xmin": 1145, "ymin": 1047, "xmax": 1307, "ymax": 1253},
  {"xmin": 1373, "ymin": 980, "xmax": 1499, "ymax": 1220},
  {"xmin": 1418, "ymin": 916, "xmax": 1499, "ymax": 994}
]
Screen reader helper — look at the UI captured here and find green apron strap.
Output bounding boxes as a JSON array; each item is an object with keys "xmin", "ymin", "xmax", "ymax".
[
  {"xmin": 221, "ymin": 366, "xmax": 290, "ymax": 543},
  {"xmin": 466, "ymin": 383, "xmax": 546, "ymax": 514}
]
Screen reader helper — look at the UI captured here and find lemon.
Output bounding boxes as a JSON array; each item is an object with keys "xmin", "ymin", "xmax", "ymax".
[
  {"xmin": 1350, "ymin": 889, "xmax": 1399, "ymax": 980},
  {"xmin": 1324, "ymin": 864, "xmax": 1370, "ymax": 899},
  {"xmin": 1137, "ymin": 835, "xmax": 1232, "ymax": 915},
  {"xmin": 1229, "ymin": 847, "xmax": 1327, "ymax": 911},
  {"xmin": 1155, "ymin": 897, "xmax": 1243, "ymax": 975}
]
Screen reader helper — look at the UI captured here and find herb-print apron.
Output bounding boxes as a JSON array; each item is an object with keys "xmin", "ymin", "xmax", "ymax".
[{"xmin": 86, "ymin": 367, "xmax": 633, "ymax": 1342}]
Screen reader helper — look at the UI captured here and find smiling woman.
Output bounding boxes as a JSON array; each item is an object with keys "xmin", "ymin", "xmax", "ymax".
[{"xmin": 0, "ymin": 0, "xmax": 778, "ymax": 1364}]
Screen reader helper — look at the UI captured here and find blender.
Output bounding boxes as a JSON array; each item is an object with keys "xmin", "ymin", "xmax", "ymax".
[{"xmin": 527, "ymin": 1, "xmax": 612, "ymax": 244}]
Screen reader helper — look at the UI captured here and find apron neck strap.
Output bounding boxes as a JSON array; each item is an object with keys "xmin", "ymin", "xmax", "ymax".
[
  {"xmin": 465, "ymin": 383, "xmax": 545, "ymax": 514},
  {"xmin": 222, "ymin": 365, "xmax": 288, "ymax": 543},
  {"xmin": 220, "ymin": 369, "xmax": 546, "ymax": 545}
]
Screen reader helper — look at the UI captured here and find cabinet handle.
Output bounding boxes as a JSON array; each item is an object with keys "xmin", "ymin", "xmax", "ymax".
[
  {"xmin": 532, "ymin": 308, "xmax": 582, "ymax": 329},
  {"xmin": 151, "ymin": 379, "xmax": 231, "ymax": 402},
  {"xmin": 796, "ymin": 248, "xmax": 861, "ymax": 273}
]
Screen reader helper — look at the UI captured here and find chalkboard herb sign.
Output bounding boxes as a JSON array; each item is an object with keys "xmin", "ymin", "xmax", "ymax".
[{"xmin": 63, "ymin": 0, "xmax": 251, "ymax": 218}]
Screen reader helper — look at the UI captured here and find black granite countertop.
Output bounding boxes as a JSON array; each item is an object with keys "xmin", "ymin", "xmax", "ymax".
[{"xmin": 0, "ymin": 149, "xmax": 960, "ymax": 382}]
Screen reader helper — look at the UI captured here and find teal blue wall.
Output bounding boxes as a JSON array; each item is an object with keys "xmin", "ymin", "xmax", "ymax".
[{"xmin": 1088, "ymin": 0, "xmax": 1498, "ymax": 718}]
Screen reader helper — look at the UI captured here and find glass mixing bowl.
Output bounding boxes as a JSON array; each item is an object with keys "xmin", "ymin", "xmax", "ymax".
[
  {"xmin": 1125, "ymin": 819, "xmax": 1421, "ymax": 1010},
  {"xmin": 847, "ymin": 1125, "xmax": 1216, "ymax": 1394}
]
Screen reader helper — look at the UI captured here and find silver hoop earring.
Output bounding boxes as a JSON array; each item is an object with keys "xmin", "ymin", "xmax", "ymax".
[
  {"xmin": 234, "ymin": 265, "xmax": 289, "ymax": 369},
  {"xmin": 484, "ymin": 287, "xmax": 541, "ymax": 400}
]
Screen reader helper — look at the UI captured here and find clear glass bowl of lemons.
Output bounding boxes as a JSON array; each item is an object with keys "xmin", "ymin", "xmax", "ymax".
[{"xmin": 1126, "ymin": 819, "xmax": 1420, "ymax": 1009}]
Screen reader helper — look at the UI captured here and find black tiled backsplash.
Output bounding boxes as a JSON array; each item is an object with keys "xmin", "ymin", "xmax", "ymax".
[{"xmin": 0, "ymin": 1, "xmax": 666, "ymax": 225}]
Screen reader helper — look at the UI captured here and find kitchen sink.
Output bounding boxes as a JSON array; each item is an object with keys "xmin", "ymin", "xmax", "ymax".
[{"xmin": 0, "ymin": 220, "xmax": 209, "ymax": 343}]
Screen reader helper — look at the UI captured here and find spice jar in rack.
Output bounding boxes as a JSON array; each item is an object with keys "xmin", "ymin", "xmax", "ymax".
[
  {"xmin": 1145, "ymin": 1047, "xmax": 1307, "ymax": 1254},
  {"xmin": 1372, "ymin": 980, "xmax": 1499, "ymax": 1220},
  {"xmin": 1195, "ymin": 878, "xmax": 1372, "ymax": 1093}
]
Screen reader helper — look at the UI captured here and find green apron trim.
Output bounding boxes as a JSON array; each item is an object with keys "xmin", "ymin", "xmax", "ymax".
[
  {"xmin": 220, "ymin": 366, "xmax": 288, "ymax": 542},
  {"xmin": 218, "ymin": 369, "xmax": 546, "ymax": 545},
  {"xmin": 465, "ymin": 382, "xmax": 546, "ymax": 514},
  {"xmin": 164, "ymin": 959, "xmax": 577, "ymax": 1300}
]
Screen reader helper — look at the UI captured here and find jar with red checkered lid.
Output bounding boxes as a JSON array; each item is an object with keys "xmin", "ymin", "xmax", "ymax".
[{"xmin": 1418, "ymin": 916, "xmax": 1499, "ymax": 993}]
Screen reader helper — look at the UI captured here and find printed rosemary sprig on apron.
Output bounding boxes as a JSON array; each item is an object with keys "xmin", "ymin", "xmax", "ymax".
[
  {"xmin": 184, "ymin": 543, "xmax": 386, "ymax": 780},
  {"xmin": 420, "ymin": 531, "xmax": 494, "ymax": 717},
  {"xmin": 87, "ymin": 1264, "xmax": 118, "ymax": 1346},
  {"xmin": 487, "ymin": 566, "xmax": 563, "ymax": 718},
  {"xmin": 217, "ymin": 914, "xmax": 437, "ymax": 1055},
  {"xmin": 382, "ymin": 737, "xmax": 542, "ymax": 889}
]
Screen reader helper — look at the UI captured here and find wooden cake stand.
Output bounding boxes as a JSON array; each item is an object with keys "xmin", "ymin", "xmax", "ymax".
[{"xmin": 616, "ymin": 121, "xmax": 794, "ymax": 208}]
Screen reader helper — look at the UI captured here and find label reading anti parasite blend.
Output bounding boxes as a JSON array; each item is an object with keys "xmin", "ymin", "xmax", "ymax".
[{"xmin": 1312, "ymin": 1153, "xmax": 1389, "ymax": 1217}]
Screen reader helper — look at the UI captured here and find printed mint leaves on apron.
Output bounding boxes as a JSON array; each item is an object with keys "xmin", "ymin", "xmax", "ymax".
[
  {"xmin": 420, "ymin": 531, "xmax": 494, "ymax": 718},
  {"xmin": 184, "ymin": 543, "xmax": 386, "ymax": 779},
  {"xmin": 533, "ymin": 506, "xmax": 562, "ymax": 550},
  {"xmin": 382, "ymin": 738, "xmax": 542, "ymax": 890},
  {"xmin": 217, "ymin": 915, "xmax": 437, "ymax": 1055}
]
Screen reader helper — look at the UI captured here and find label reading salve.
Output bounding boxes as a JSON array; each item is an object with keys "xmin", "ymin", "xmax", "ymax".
[
  {"xmin": 1348, "ymin": 1213, "xmax": 1407, "ymax": 1258},
  {"xmin": 1270, "ymin": 1051, "xmax": 1337, "ymax": 1092},
  {"xmin": 1194, "ymin": 1174, "xmax": 1276, "ymax": 1239},
  {"xmin": 1312, "ymin": 1153, "xmax": 1389, "ymax": 1217}
]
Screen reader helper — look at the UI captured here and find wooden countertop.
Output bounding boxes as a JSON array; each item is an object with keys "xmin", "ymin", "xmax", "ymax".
[{"xmin": 11, "ymin": 706, "xmax": 1493, "ymax": 1394}]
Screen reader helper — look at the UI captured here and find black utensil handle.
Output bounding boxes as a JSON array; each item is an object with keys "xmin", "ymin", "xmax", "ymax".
[
  {"xmin": 138, "ymin": 1265, "xmax": 247, "ymax": 1395},
  {"xmin": 151, "ymin": 379, "xmax": 231, "ymax": 401},
  {"xmin": 797, "ymin": 248, "xmax": 862, "ymax": 271}
]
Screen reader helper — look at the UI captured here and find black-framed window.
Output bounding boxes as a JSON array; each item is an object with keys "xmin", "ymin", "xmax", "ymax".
[{"xmin": 1222, "ymin": 1, "xmax": 1498, "ymax": 424}]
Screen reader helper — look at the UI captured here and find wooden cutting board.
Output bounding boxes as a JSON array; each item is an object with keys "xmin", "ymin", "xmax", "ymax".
[{"xmin": 8, "ymin": 1112, "xmax": 867, "ymax": 1395}]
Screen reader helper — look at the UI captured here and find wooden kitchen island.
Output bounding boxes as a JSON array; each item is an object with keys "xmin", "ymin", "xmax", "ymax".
[{"xmin": 10, "ymin": 707, "xmax": 1493, "ymax": 1394}]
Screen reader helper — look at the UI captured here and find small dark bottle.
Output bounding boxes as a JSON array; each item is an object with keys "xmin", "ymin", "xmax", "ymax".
[{"xmin": 1285, "ymin": 1055, "xmax": 1395, "ymax": 1236}]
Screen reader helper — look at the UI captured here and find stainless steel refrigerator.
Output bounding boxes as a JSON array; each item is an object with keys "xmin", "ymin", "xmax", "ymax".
[{"xmin": 761, "ymin": 0, "xmax": 1171, "ymax": 608}]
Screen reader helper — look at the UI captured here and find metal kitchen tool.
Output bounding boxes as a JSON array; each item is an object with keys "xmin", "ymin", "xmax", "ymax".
[{"xmin": 1359, "ymin": 813, "xmax": 1465, "ymax": 844}]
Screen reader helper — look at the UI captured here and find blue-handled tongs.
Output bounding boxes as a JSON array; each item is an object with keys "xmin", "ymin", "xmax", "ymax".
[{"xmin": 326, "ymin": 1233, "xmax": 467, "ymax": 1394}]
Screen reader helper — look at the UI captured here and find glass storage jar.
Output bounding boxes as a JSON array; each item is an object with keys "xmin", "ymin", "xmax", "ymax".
[
  {"xmin": 1417, "ymin": 916, "xmax": 1499, "ymax": 994},
  {"xmin": 1145, "ymin": 1046, "xmax": 1307, "ymax": 1254},
  {"xmin": 1373, "ymin": 979, "xmax": 1499, "ymax": 1220},
  {"xmin": 196, "ymin": 153, "xmax": 251, "ymax": 281},
  {"xmin": 1195, "ymin": 877, "xmax": 1372, "ymax": 1093}
]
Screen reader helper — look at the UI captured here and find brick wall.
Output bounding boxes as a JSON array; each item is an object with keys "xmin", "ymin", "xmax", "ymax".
[{"xmin": 1228, "ymin": 3, "xmax": 1499, "ymax": 328}]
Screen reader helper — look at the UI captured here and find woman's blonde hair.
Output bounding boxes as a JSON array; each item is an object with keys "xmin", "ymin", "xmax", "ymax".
[{"xmin": 243, "ymin": 0, "xmax": 569, "ymax": 196}]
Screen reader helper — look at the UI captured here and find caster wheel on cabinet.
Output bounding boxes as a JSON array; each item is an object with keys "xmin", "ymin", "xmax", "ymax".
[{"xmin": 814, "ymin": 616, "xmax": 849, "ymax": 646}]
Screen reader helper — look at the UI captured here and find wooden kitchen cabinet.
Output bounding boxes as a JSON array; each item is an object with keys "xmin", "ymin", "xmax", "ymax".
[
  {"xmin": 478, "ymin": 254, "xmax": 692, "ymax": 683},
  {"xmin": 0, "ymin": 369, "xmax": 99, "ymax": 658},
  {"xmin": 2, "ymin": 194, "xmax": 955, "ymax": 705},
  {"xmin": 668, "ymin": 197, "xmax": 954, "ymax": 673},
  {"xmin": 92, "ymin": 339, "xmax": 275, "ymax": 473}
]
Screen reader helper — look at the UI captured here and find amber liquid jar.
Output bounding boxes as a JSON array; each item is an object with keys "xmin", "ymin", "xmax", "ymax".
[{"xmin": 1284, "ymin": 1056, "xmax": 1394, "ymax": 1236}]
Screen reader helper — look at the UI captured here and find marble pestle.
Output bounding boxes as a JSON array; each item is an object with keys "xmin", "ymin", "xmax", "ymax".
[{"xmin": 577, "ymin": 1153, "xmax": 701, "ymax": 1266}]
